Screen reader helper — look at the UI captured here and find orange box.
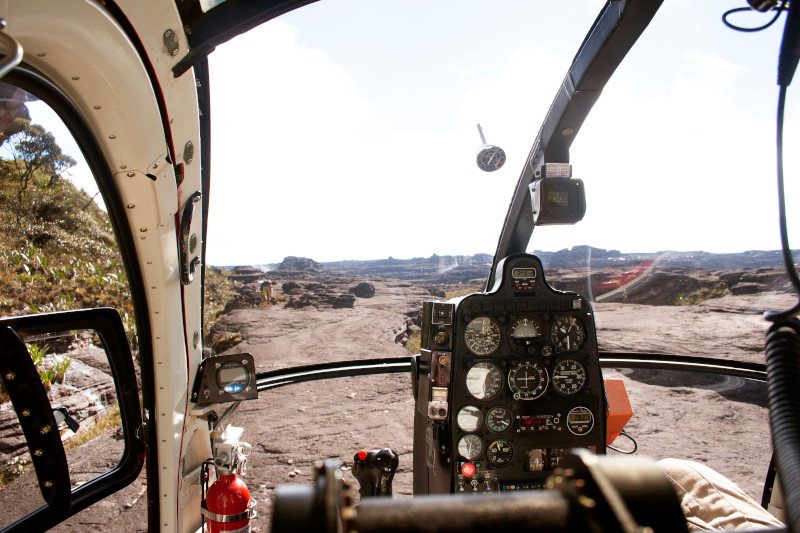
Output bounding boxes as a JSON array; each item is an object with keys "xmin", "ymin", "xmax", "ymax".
[{"xmin": 604, "ymin": 379, "xmax": 633, "ymax": 446}]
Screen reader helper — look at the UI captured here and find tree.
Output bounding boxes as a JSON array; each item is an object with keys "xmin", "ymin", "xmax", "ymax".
[{"xmin": 0, "ymin": 118, "xmax": 76, "ymax": 223}]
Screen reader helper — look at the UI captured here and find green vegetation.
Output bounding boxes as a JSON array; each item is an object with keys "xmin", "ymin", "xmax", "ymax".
[
  {"xmin": 203, "ymin": 266, "xmax": 238, "ymax": 339},
  {"xmin": 445, "ymin": 285, "xmax": 482, "ymax": 299},
  {"xmin": 27, "ymin": 343, "xmax": 71, "ymax": 389},
  {"xmin": 0, "ymin": 118, "xmax": 134, "ymax": 338},
  {"xmin": 404, "ymin": 329, "xmax": 421, "ymax": 354},
  {"xmin": 0, "ymin": 116, "xmax": 133, "ymax": 399},
  {"xmin": 675, "ymin": 282, "xmax": 730, "ymax": 306}
]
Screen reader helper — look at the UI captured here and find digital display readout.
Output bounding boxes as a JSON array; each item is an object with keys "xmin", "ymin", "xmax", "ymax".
[
  {"xmin": 217, "ymin": 361, "xmax": 249, "ymax": 394},
  {"xmin": 547, "ymin": 190, "xmax": 569, "ymax": 207},
  {"xmin": 512, "ymin": 268, "xmax": 536, "ymax": 279},
  {"xmin": 520, "ymin": 418, "xmax": 546, "ymax": 425},
  {"xmin": 518, "ymin": 415, "xmax": 557, "ymax": 432}
]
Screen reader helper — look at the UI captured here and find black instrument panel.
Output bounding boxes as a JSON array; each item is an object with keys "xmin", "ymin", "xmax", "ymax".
[{"xmin": 413, "ymin": 253, "xmax": 606, "ymax": 494}]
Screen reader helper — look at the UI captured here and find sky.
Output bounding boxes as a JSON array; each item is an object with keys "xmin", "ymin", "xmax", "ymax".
[{"xmin": 30, "ymin": 0, "xmax": 800, "ymax": 266}]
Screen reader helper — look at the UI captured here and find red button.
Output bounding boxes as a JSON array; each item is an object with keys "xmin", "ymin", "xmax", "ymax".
[
  {"xmin": 461, "ymin": 463, "xmax": 476, "ymax": 477},
  {"xmin": 357, "ymin": 450, "xmax": 368, "ymax": 461}
]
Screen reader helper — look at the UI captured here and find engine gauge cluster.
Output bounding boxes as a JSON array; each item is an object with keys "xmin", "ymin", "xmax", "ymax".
[{"xmin": 413, "ymin": 253, "xmax": 606, "ymax": 496}]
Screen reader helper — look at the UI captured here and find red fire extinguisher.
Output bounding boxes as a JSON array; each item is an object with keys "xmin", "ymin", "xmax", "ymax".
[
  {"xmin": 202, "ymin": 426, "xmax": 256, "ymax": 532},
  {"xmin": 204, "ymin": 473, "xmax": 252, "ymax": 533}
]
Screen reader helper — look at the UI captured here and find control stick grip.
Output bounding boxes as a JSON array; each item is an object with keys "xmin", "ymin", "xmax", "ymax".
[{"xmin": 352, "ymin": 448, "xmax": 399, "ymax": 498}]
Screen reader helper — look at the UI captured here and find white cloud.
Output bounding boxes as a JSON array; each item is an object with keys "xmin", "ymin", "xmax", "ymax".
[{"xmin": 204, "ymin": 2, "xmax": 795, "ymax": 266}]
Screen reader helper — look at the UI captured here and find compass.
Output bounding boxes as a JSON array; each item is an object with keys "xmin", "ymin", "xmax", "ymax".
[{"xmin": 476, "ymin": 124, "xmax": 506, "ymax": 172}]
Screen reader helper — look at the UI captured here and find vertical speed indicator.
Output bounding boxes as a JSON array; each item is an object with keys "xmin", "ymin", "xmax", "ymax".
[{"xmin": 552, "ymin": 359, "xmax": 587, "ymax": 395}]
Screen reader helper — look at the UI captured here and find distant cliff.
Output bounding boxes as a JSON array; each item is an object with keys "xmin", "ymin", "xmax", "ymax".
[
  {"xmin": 322, "ymin": 253, "xmax": 493, "ymax": 283},
  {"xmin": 318, "ymin": 247, "xmax": 796, "ymax": 284}
]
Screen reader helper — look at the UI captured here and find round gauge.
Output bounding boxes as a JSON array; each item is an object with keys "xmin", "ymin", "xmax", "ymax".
[
  {"xmin": 550, "ymin": 315, "xmax": 587, "ymax": 353},
  {"xmin": 465, "ymin": 362, "xmax": 504, "ymax": 400},
  {"xmin": 552, "ymin": 359, "xmax": 587, "ymax": 395},
  {"xmin": 509, "ymin": 317, "xmax": 544, "ymax": 341},
  {"xmin": 508, "ymin": 361, "xmax": 548, "ymax": 400},
  {"xmin": 486, "ymin": 439, "xmax": 514, "ymax": 467},
  {"xmin": 486, "ymin": 406, "xmax": 512, "ymax": 433},
  {"xmin": 464, "ymin": 317, "xmax": 502, "ymax": 356},
  {"xmin": 456, "ymin": 406, "xmax": 483, "ymax": 432},
  {"xmin": 457, "ymin": 434, "xmax": 483, "ymax": 461},
  {"xmin": 566, "ymin": 406, "xmax": 594, "ymax": 436},
  {"xmin": 477, "ymin": 145, "xmax": 506, "ymax": 172},
  {"xmin": 217, "ymin": 361, "xmax": 250, "ymax": 393}
]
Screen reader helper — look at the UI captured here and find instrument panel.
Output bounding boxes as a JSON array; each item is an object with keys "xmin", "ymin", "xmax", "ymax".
[{"xmin": 413, "ymin": 254, "xmax": 606, "ymax": 495}]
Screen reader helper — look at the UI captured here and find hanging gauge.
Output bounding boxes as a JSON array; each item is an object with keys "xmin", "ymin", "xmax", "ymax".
[{"xmin": 475, "ymin": 124, "xmax": 506, "ymax": 172}]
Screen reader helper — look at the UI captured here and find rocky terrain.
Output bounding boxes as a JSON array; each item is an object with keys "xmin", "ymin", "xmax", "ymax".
[{"xmin": 0, "ymin": 250, "xmax": 796, "ymax": 531}]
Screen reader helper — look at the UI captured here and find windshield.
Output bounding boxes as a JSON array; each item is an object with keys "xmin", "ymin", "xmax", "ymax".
[
  {"xmin": 205, "ymin": 0, "xmax": 796, "ymax": 363},
  {"xmin": 200, "ymin": 0, "xmax": 788, "ymax": 517}
]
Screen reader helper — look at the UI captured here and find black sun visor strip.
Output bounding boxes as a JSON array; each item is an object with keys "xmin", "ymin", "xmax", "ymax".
[
  {"xmin": 0, "ymin": 325, "xmax": 71, "ymax": 518},
  {"xmin": 254, "ymin": 353, "xmax": 767, "ymax": 393}
]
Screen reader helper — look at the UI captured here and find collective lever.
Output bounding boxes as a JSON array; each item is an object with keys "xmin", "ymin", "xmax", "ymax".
[{"xmin": 352, "ymin": 447, "xmax": 399, "ymax": 498}]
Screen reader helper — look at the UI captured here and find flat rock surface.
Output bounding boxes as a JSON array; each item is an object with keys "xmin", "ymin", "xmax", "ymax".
[{"xmin": 0, "ymin": 279, "xmax": 790, "ymax": 532}]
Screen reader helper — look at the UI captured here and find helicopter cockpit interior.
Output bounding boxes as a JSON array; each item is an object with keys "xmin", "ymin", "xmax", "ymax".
[{"xmin": 1, "ymin": 0, "xmax": 800, "ymax": 531}]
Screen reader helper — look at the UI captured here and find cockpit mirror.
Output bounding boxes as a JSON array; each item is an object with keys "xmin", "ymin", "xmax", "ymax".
[
  {"xmin": 0, "ymin": 308, "xmax": 143, "ymax": 532},
  {"xmin": 530, "ymin": 177, "xmax": 586, "ymax": 226}
]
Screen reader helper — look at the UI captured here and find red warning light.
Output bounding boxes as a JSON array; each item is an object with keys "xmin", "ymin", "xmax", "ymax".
[
  {"xmin": 461, "ymin": 463, "xmax": 476, "ymax": 477},
  {"xmin": 357, "ymin": 450, "xmax": 368, "ymax": 462}
]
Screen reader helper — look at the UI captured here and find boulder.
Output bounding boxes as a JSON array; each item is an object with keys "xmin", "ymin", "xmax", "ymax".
[
  {"xmin": 349, "ymin": 282, "xmax": 375, "ymax": 298},
  {"xmin": 332, "ymin": 295, "xmax": 356, "ymax": 309}
]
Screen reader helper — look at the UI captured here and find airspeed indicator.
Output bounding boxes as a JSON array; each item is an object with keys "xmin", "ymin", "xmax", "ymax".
[{"xmin": 464, "ymin": 317, "xmax": 502, "ymax": 356}]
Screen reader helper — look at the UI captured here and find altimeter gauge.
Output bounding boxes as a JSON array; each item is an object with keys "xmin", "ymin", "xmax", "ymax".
[
  {"xmin": 552, "ymin": 359, "xmax": 587, "ymax": 395},
  {"xmin": 464, "ymin": 316, "xmax": 502, "ymax": 356},
  {"xmin": 508, "ymin": 361, "xmax": 548, "ymax": 400},
  {"xmin": 550, "ymin": 315, "xmax": 586, "ymax": 353}
]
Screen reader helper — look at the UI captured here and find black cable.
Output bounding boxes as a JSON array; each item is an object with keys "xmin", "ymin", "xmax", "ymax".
[
  {"xmin": 723, "ymin": 3, "xmax": 787, "ymax": 32},
  {"xmin": 607, "ymin": 430, "xmax": 638, "ymax": 454},
  {"xmin": 765, "ymin": 85, "xmax": 800, "ymax": 322}
]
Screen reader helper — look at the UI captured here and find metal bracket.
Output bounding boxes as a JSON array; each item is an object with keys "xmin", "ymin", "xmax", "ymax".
[
  {"xmin": 179, "ymin": 192, "xmax": 202, "ymax": 285},
  {"xmin": 0, "ymin": 19, "xmax": 23, "ymax": 81}
]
